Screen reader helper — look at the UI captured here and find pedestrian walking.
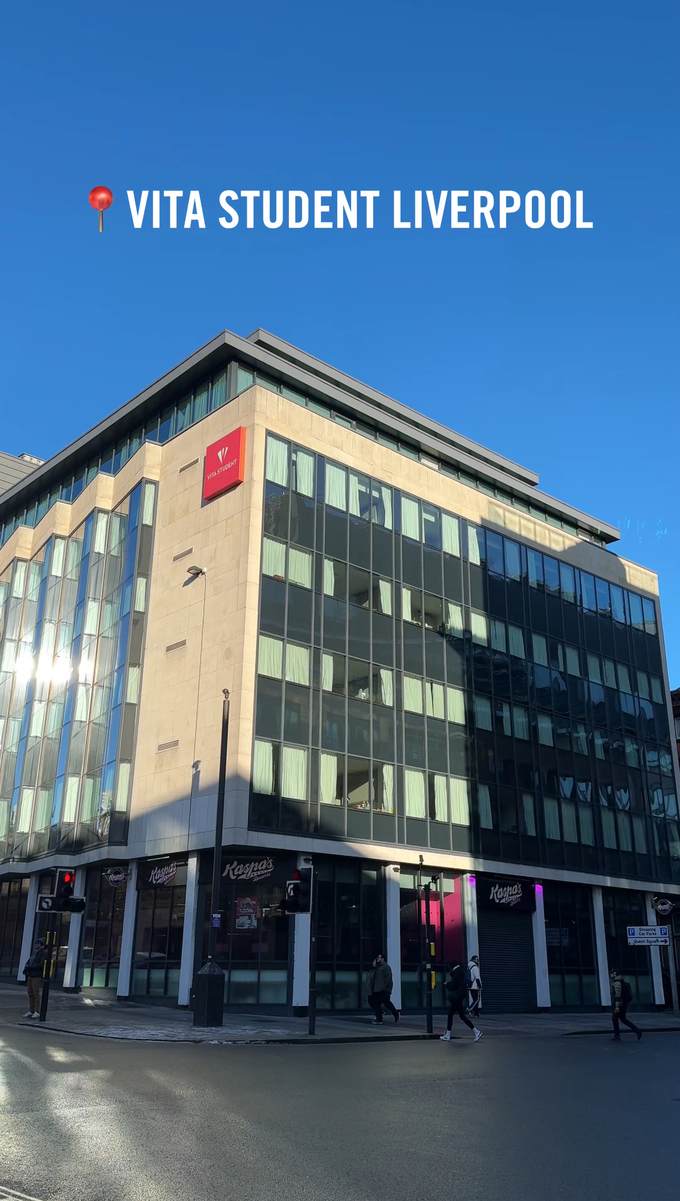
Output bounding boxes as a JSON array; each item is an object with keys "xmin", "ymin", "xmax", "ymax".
[
  {"xmin": 365, "ymin": 953, "xmax": 400, "ymax": 1024},
  {"xmin": 467, "ymin": 955, "xmax": 482, "ymax": 1018},
  {"xmin": 610, "ymin": 969, "xmax": 642, "ymax": 1041},
  {"xmin": 22, "ymin": 937, "xmax": 47, "ymax": 1018},
  {"xmin": 440, "ymin": 960, "xmax": 482, "ymax": 1042}
]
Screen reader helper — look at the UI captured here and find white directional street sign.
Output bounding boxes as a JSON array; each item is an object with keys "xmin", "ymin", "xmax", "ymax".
[
  {"xmin": 626, "ymin": 925, "xmax": 669, "ymax": 946},
  {"xmin": 36, "ymin": 895, "xmax": 55, "ymax": 912}
]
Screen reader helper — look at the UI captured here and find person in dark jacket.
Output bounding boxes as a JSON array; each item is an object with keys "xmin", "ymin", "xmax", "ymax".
[
  {"xmin": 610, "ymin": 969, "xmax": 642, "ymax": 1040},
  {"xmin": 441, "ymin": 961, "xmax": 482, "ymax": 1042},
  {"xmin": 23, "ymin": 938, "xmax": 47, "ymax": 1018},
  {"xmin": 366, "ymin": 954, "xmax": 399, "ymax": 1023}
]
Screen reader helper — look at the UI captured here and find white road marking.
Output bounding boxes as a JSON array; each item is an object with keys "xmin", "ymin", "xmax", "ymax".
[{"xmin": 0, "ymin": 1187, "xmax": 47, "ymax": 1201}]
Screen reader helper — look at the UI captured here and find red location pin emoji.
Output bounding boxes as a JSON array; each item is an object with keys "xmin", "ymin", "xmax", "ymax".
[{"xmin": 89, "ymin": 186, "xmax": 113, "ymax": 232}]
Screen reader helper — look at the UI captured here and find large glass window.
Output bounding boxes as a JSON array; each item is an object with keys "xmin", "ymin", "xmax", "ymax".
[
  {"xmin": 203, "ymin": 859, "xmax": 290, "ymax": 1005},
  {"xmin": 543, "ymin": 883, "xmax": 598, "ymax": 1007},
  {"xmin": 399, "ymin": 870, "xmax": 464, "ymax": 1009},
  {"xmin": 316, "ymin": 861, "xmax": 383, "ymax": 1009},
  {"xmin": 602, "ymin": 888, "xmax": 653, "ymax": 1003},
  {"xmin": 79, "ymin": 867, "xmax": 127, "ymax": 988},
  {"xmin": 132, "ymin": 867, "xmax": 186, "ymax": 999},
  {"xmin": 0, "ymin": 877, "xmax": 29, "ymax": 976}
]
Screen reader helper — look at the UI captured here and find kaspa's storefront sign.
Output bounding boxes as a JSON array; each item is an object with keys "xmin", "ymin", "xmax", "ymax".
[
  {"xmin": 216, "ymin": 854, "xmax": 296, "ymax": 889},
  {"xmin": 222, "ymin": 856, "xmax": 275, "ymax": 884},
  {"xmin": 477, "ymin": 877, "xmax": 536, "ymax": 913},
  {"xmin": 103, "ymin": 867, "xmax": 129, "ymax": 888},
  {"xmin": 137, "ymin": 859, "xmax": 188, "ymax": 889}
]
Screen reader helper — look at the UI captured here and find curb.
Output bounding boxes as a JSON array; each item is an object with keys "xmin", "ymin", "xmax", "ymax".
[
  {"xmin": 563, "ymin": 1026, "xmax": 680, "ymax": 1037},
  {"xmin": 13, "ymin": 1017, "xmax": 680, "ymax": 1043},
  {"xmin": 16, "ymin": 1021, "xmax": 443, "ymax": 1045}
]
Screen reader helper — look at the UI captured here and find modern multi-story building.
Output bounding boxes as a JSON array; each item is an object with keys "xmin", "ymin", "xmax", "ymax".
[
  {"xmin": 0, "ymin": 450, "xmax": 43, "ymax": 497},
  {"xmin": 0, "ymin": 329, "xmax": 678, "ymax": 1014}
]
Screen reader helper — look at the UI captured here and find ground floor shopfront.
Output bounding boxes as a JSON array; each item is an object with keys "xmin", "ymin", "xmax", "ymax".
[{"xmin": 0, "ymin": 850, "xmax": 677, "ymax": 1014}]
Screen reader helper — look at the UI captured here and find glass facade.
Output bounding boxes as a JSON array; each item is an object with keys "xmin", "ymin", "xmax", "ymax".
[
  {"xmin": 250, "ymin": 434, "xmax": 676, "ymax": 882},
  {"xmin": 0, "ymin": 876, "xmax": 29, "ymax": 976},
  {"xmin": 79, "ymin": 867, "xmax": 128, "ymax": 988},
  {"xmin": 315, "ymin": 860, "xmax": 383, "ymax": 1009},
  {"xmin": 543, "ymin": 881, "xmax": 598, "ymax": 1006},
  {"xmin": 0, "ymin": 480, "xmax": 156, "ymax": 863}
]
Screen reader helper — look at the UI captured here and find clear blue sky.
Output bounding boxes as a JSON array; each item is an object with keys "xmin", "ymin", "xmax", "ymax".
[{"xmin": 2, "ymin": 1, "xmax": 678, "ymax": 681}]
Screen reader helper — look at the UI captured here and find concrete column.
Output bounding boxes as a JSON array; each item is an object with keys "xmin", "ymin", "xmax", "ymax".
[
  {"xmin": 532, "ymin": 882, "xmax": 551, "ymax": 1008},
  {"xmin": 292, "ymin": 913, "xmax": 311, "ymax": 1009},
  {"xmin": 116, "ymin": 861, "xmax": 138, "ymax": 999},
  {"xmin": 646, "ymin": 893, "xmax": 666, "ymax": 1006},
  {"xmin": 292, "ymin": 851, "xmax": 314, "ymax": 1010},
  {"xmin": 385, "ymin": 865, "xmax": 402, "ymax": 1010},
  {"xmin": 16, "ymin": 874, "xmax": 40, "ymax": 982},
  {"xmin": 62, "ymin": 866, "xmax": 87, "ymax": 990},
  {"xmin": 461, "ymin": 873, "xmax": 479, "ymax": 960},
  {"xmin": 592, "ymin": 886, "xmax": 611, "ymax": 1007},
  {"xmin": 178, "ymin": 852, "xmax": 200, "ymax": 1007}
]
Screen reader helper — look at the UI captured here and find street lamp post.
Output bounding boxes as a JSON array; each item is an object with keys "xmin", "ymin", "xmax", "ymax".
[{"xmin": 193, "ymin": 688, "xmax": 230, "ymax": 1027}]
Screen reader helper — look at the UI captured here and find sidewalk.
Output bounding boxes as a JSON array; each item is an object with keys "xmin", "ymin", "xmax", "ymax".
[{"xmin": 1, "ymin": 983, "xmax": 679, "ymax": 1043}]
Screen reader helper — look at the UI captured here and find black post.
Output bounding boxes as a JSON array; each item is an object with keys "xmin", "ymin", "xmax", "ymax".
[
  {"xmin": 39, "ymin": 913, "xmax": 55, "ymax": 1023},
  {"xmin": 208, "ymin": 689, "xmax": 230, "ymax": 962},
  {"xmin": 308, "ymin": 870, "xmax": 319, "ymax": 1036},
  {"xmin": 424, "ymin": 882, "xmax": 433, "ymax": 1034},
  {"xmin": 193, "ymin": 689, "xmax": 229, "ymax": 1028}
]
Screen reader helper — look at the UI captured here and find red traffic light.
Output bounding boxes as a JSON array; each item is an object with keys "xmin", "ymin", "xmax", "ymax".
[{"xmin": 53, "ymin": 868, "xmax": 85, "ymax": 913}]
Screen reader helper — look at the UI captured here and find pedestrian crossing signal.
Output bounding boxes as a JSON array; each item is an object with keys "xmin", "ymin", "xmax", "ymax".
[
  {"xmin": 282, "ymin": 867, "xmax": 313, "ymax": 914},
  {"xmin": 54, "ymin": 869, "xmax": 86, "ymax": 913}
]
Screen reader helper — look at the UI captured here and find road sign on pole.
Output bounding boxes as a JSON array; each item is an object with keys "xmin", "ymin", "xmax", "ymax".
[
  {"xmin": 626, "ymin": 925, "xmax": 669, "ymax": 946},
  {"xmin": 37, "ymin": 895, "xmax": 55, "ymax": 912}
]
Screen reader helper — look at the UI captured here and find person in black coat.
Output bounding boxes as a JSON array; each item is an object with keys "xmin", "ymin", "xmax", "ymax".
[
  {"xmin": 23, "ymin": 938, "xmax": 47, "ymax": 1018},
  {"xmin": 440, "ymin": 961, "xmax": 482, "ymax": 1042},
  {"xmin": 365, "ymin": 954, "xmax": 400, "ymax": 1024}
]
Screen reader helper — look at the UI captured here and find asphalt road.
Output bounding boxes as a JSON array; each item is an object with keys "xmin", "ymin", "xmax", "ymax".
[{"xmin": 0, "ymin": 1022, "xmax": 678, "ymax": 1201}]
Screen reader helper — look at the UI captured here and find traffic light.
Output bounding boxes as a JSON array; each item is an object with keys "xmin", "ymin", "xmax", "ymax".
[
  {"xmin": 54, "ymin": 869, "xmax": 86, "ymax": 913},
  {"xmin": 282, "ymin": 866, "xmax": 313, "ymax": 914}
]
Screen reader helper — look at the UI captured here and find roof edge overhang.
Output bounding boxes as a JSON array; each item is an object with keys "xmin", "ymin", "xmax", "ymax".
[
  {"xmin": 0, "ymin": 328, "xmax": 620, "ymax": 544},
  {"xmin": 246, "ymin": 328, "xmax": 540, "ymax": 487}
]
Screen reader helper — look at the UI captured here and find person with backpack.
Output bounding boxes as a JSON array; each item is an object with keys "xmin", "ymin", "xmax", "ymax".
[
  {"xmin": 440, "ymin": 960, "xmax": 482, "ymax": 1042},
  {"xmin": 610, "ymin": 969, "xmax": 642, "ymax": 1040},
  {"xmin": 22, "ymin": 937, "xmax": 47, "ymax": 1018},
  {"xmin": 365, "ymin": 954, "xmax": 400, "ymax": 1024},
  {"xmin": 467, "ymin": 955, "xmax": 482, "ymax": 1018}
]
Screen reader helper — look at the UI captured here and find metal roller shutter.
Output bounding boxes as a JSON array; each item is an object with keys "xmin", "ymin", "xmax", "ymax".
[{"xmin": 477, "ymin": 908, "xmax": 537, "ymax": 1013}]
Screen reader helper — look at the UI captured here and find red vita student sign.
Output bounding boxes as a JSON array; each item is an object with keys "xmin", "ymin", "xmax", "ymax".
[{"xmin": 203, "ymin": 428, "xmax": 246, "ymax": 501}]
